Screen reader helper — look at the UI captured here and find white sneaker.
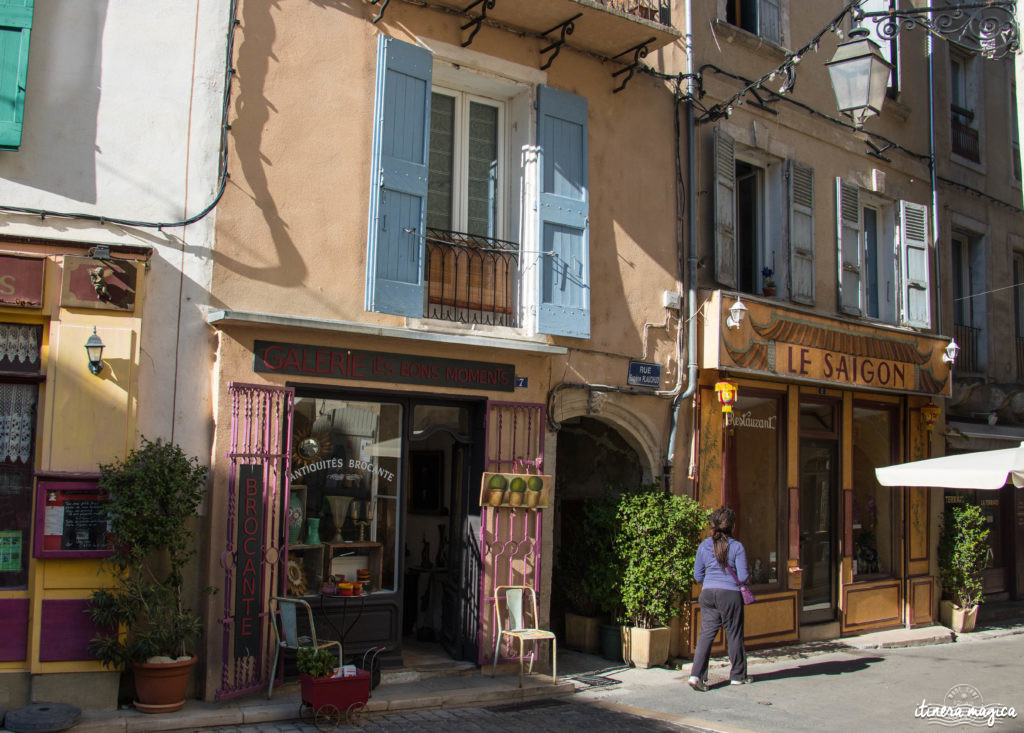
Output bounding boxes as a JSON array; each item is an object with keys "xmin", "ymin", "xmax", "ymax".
[
  {"xmin": 688, "ymin": 676, "xmax": 708, "ymax": 691},
  {"xmin": 730, "ymin": 676, "xmax": 753, "ymax": 685}
]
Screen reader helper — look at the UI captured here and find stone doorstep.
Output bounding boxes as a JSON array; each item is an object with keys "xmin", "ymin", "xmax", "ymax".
[{"xmin": 71, "ymin": 673, "xmax": 573, "ymax": 732}]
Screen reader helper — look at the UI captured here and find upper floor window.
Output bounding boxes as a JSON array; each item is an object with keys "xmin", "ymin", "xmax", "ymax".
[
  {"xmin": 836, "ymin": 179, "xmax": 930, "ymax": 328},
  {"xmin": 1013, "ymin": 252, "xmax": 1024, "ymax": 379},
  {"xmin": 950, "ymin": 51, "xmax": 980, "ymax": 162},
  {"xmin": 861, "ymin": 0, "xmax": 900, "ymax": 96},
  {"xmin": 726, "ymin": 0, "xmax": 781, "ymax": 45},
  {"xmin": 1011, "ymin": 73, "xmax": 1020, "ymax": 183},
  {"xmin": 951, "ymin": 232, "xmax": 984, "ymax": 371},
  {"xmin": 427, "ymin": 90, "xmax": 504, "ymax": 239},
  {"xmin": 366, "ymin": 35, "xmax": 591, "ymax": 339},
  {"xmin": 713, "ymin": 126, "xmax": 815, "ymax": 305}
]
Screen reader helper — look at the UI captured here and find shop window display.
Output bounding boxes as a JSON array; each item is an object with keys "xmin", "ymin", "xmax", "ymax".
[
  {"xmin": 731, "ymin": 393, "xmax": 782, "ymax": 586},
  {"xmin": 851, "ymin": 405, "xmax": 895, "ymax": 578},
  {"xmin": 287, "ymin": 398, "xmax": 401, "ymax": 596}
]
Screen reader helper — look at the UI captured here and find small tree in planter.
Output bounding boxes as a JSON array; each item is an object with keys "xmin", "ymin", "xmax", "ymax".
[
  {"xmin": 615, "ymin": 485, "xmax": 707, "ymax": 668},
  {"xmin": 937, "ymin": 502, "xmax": 989, "ymax": 633},
  {"xmin": 87, "ymin": 438, "xmax": 209, "ymax": 713},
  {"xmin": 560, "ymin": 492, "xmax": 621, "ymax": 654}
]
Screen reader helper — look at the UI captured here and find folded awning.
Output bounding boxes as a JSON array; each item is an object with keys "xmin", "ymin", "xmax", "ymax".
[{"xmin": 874, "ymin": 442, "xmax": 1024, "ymax": 490}]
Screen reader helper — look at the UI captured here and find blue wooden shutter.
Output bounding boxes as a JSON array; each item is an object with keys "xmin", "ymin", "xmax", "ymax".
[
  {"xmin": 836, "ymin": 178, "xmax": 863, "ymax": 315},
  {"xmin": 537, "ymin": 85, "xmax": 589, "ymax": 338},
  {"xmin": 365, "ymin": 35, "xmax": 432, "ymax": 317},
  {"xmin": 899, "ymin": 200, "xmax": 931, "ymax": 328},
  {"xmin": 788, "ymin": 160, "xmax": 815, "ymax": 305},
  {"xmin": 0, "ymin": 0, "xmax": 32, "ymax": 151}
]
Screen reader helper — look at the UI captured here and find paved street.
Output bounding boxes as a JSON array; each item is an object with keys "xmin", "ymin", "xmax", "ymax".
[{"xmin": 198, "ymin": 628, "xmax": 1024, "ymax": 733}]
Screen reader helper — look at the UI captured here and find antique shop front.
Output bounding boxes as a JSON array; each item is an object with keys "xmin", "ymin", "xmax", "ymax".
[{"xmin": 692, "ymin": 291, "xmax": 952, "ymax": 648}]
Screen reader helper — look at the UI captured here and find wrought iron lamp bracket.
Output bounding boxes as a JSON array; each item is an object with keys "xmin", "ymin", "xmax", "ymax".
[
  {"xmin": 461, "ymin": 0, "xmax": 497, "ymax": 48},
  {"xmin": 368, "ymin": 0, "xmax": 390, "ymax": 24},
  {"xmin": 611, "ymin": 38, "xmax": 654, "ymax": 94},
  {"xmin": 539, "ymin": 13, "xmax": 582, "ymax": 70},
  {"xmin": 854, "ymin": 2, "xmax": 1019, "ymax": 59}
]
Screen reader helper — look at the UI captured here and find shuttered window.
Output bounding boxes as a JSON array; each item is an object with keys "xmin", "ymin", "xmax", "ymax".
[
  {"xmin": 536, "ymin": 85, "xmax": 589, "ymax": 338},
  {"xmin": 0, "ymin": 0, "xmax": 32, "ymax": 151},
  {"xmin": 788, "ymin": 161, "xmax": 815, "ymax": 305},
  {"xmin": 713, "ymin": 127, "xmax": 737, "ymax": 290},
  {"xmin": 366, "ymin": 35, "xmax": 433, "ymax": 318},
  {"xmin": 836, "ymin": 179, "xmax": 863, "ymax": 315},
  {"xmin": 899, "ymin": 200, "xmax": 930, "ymax": 328}
]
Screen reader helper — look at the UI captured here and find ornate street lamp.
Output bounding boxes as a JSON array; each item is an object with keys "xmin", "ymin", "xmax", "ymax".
[
  {"xmin": 826, "ymin": 26, "xmax": 892, "ymax": 128},
  {"xmin": 84, "ymin": 327, "xmax": 105, "ymax": 376}
]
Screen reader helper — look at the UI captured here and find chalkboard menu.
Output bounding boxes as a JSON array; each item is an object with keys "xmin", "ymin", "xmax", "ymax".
[{"xmin": 34, "ymin": 477, "xmax": 113, "ymax": 559}]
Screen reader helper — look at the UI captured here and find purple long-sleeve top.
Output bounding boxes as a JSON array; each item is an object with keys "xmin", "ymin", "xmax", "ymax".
[{"xmin": 693, "ymin": 536, "xmax": 749, "ymax": 591}]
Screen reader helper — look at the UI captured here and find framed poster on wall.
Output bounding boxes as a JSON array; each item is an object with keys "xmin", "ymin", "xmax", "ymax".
[{"xmin": 33, "ymin": 477, "xmax": 112, "ymax": 558}]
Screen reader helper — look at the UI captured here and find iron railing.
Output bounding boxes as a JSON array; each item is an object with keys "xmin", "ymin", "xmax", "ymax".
[
  {"xmin": 954, "ymin": 323, "xmax": 981, "ymax": 373},
  {"xmin": 592, "ymin": 0, "xmax": 671, "ymax": 25},
  {"xmin": 424, "ymin": 228, "xmax": 520, "ymax": 328},
  {"xmin": 951, "ymin": 114, "xmax": 981, "ymax": 162}
]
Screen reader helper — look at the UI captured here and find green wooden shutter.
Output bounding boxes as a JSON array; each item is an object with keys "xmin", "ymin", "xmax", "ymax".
[{"xmin": 0, "ymin": 0, "xmax": 32, "ymax": 150}]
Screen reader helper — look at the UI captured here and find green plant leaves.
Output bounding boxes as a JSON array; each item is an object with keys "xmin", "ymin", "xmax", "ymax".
[
  {"xmin": 297, "ymin": 646, "xmax": 338, "ymax": 678},
  {"xmin": 938, "ymin": 502, "xmax": 990, "ymax": 610}
]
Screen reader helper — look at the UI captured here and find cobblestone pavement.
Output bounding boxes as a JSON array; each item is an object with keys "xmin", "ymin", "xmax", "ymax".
[{"xmin": 198, "ymin": 696, "xmax": 691, "ymax": 733}]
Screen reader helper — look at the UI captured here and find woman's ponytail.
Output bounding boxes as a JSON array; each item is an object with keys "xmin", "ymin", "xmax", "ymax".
[{"xmin": 710, "ymin": 506, "xmax": 736, "ymax": 567}]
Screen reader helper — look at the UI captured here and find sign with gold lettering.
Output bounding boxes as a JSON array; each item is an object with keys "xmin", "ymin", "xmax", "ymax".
[
  {"xmin": 0, "ymin": 254, "xmax": 44, "ymax": 307},
  {"xmin": 776, "ymin": 344, "xmax": 914, "ymax": 390}
]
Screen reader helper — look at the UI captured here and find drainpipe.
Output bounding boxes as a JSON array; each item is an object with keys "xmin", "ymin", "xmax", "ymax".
[{"xmin": 667, "ymin": 0, "xmax": 698, "ymax": 473}]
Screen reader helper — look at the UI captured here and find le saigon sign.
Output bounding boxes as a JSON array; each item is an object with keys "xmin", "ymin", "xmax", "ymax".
[{"xmin": 706, "ymin": 293, "xmax": 951, "ymax": 396}]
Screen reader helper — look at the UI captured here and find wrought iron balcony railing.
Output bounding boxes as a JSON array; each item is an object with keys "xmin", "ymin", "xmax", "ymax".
[
  {"xmin": 592, "ymin": 0, "xmax": 671, "ymax": 25},
  {"xmin": 424, "ymin": 228, "xmax": 520, "ymax": 328},
  {"xmin": 951, "ymin": 114, "xmax": 981, "ymax": 162},
  {"xmin": 954, "ymin": 323, "xmax": 981, "ymax": 373}
]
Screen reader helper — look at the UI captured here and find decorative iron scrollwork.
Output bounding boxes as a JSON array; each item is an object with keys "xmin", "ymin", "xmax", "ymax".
[
  {"xmin": 461, "ymin": 0, "xmax": 496, "ymax": 48},
  {"xmin": 540, "ymin": 13, "xmax": 582, "ymax": 70},
  {"xmin": 611, "ymin": 37, "xmax": 654, "ymax": 93},
  {"xmin": 856, "ymin": 2, "xmax": 1018, "ymax": 59}
]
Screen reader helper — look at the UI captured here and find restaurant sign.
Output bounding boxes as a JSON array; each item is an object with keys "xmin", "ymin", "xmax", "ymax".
[
  {"xmin": 254, "ymin": 340, "xmax": 515, "ymax": 392},
  {"xmin": 0, "ymin": 254, "xmax": 45, "ymax": 307}
]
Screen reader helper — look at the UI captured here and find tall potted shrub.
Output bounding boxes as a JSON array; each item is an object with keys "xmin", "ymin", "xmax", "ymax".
[
  {"xmin": 616, "ymin": 485, "xmax": 706, "ymax": 668},
  {"xmin": 937, "ymin": 502, "xmax": 989, "ymax": 633},
  {"xmin": 560, "ymin": 492, "xmax": 620, "ymax": 655},
  {"xmin": 87, "ymin": 438, "xmax": 209, "ymax": 713}
]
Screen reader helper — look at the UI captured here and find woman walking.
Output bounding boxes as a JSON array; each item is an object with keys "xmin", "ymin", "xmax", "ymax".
[{"xmin": 689, "ymin": 506, "xmax": 751, "ymax": 690}]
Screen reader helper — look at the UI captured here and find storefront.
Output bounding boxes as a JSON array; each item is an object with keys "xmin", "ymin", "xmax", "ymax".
[
  {"xmin": 203, "ymin": 320, "xmax": 560, "ymax": 701},
  {"xmin": 691, "ymin": 291, "xmax": 951, "ymax": 648},
  {"xmin": 0, "ymin": 244, "xmax": 147, "ymax": 708}
]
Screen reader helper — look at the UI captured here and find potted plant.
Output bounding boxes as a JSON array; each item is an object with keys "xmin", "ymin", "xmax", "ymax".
[
  {"xmin": 297, "ymin": 646, "xmax": 370, "ymax": 717},
  {"xmin": 87, "ymin": 438, "xmax": 209, "ymax": 713},
  {"xmin": 560, "ymin": 492, "xmax": 620, "ymax": 655},
  {"xmin": 615, "ymin": 485, "xmax": 706, "ymax": 668},
  {"xmin": 761, "ymin": 265, "xmax": 776, "ymax": 296},
  {"xmin": 937, "ymin": 502, "xmax": 989, "ymax": 633}
]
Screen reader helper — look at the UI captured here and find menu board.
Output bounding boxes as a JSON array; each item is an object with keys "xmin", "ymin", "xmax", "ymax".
[{"xmin": 34, "ymin": 478, "xmax": 112, "ymax": 558}]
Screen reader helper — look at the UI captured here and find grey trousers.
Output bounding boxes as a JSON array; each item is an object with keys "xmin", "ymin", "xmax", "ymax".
[{"xmin": 690, "ymin": 588, "xmax": 747, "ymax": 682}]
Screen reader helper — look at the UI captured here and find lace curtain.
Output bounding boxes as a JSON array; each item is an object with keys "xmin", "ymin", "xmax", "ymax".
[
  {"xmin": 0, "ymin": 323, "xmax": 40, "ymax": 365},
  {"xmin": 0, "ymin": 383, "xmax": 36, "ymax": 464}
]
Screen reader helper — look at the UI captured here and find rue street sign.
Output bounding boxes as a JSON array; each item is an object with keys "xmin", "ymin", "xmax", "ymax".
[{"xmin": 627, "ymin": 361, "xmax": 661, "ymax": 388}]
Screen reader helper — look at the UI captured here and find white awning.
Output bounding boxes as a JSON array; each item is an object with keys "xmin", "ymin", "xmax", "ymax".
[{"xmin": 874, "ymin": 442, "xmax": 1024, "ymax": 490}]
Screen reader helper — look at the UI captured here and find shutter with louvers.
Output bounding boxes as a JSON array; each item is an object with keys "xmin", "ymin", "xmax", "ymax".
[
  {"xmin": 899, "ymin": 200, "xmax": 931, "ymax": 328},
  {"xmin": 0, "ymin": 0, "xmax": 32, "ymax": 150},
  {"xmin": 365, "ymin": 35, "xmax": 432, "ymax": 317},
  {"xmin": 537, "ymin": 85, "xmax": 589, "ymax": 338},
  {"xmin": 788, "ymin": 160, "xmax": 815, "ymax": 305},
  {"xmin": 714, "ymin": 127, "xmax": 737, "ymax": 290},
  {"xmin": 836, "ymin": 178, "xmax": 863, "ymax": 315},
  {"xmin": 759, "ymin": 0, "xmax": 781, "ymax": 45}
]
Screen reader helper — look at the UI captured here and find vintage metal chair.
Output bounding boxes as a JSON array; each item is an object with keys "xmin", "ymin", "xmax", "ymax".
[
  {"xmin": 490, "ymin": 585, "xmax": 557, "ymax": 687},
  {"xmin": 268, "ymin": 596, "xmax": 343, "ymax": 699}
]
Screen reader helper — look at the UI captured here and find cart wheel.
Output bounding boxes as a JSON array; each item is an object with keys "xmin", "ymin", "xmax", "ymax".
[
  {"xmin": 314, "ymin": 702, "xmax": 343, "ymax": 732},
  {"xmin": 347, "ymin": 700, "xmax": 367, "ymax": 727},
  {"xmin": 299, "ymin": 702, "xmax": 315, "ymax": 725}
]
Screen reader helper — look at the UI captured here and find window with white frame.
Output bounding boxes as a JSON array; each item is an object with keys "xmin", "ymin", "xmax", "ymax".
[
  {"xmin": 725, "ymin": 0, "xmax": 781, "ymax": 45},
  {"xmin": 366, "ymin": 35, "xmax": 591, "ymax": 339},
  {"xmin": 713, "ymin": 127, "xmax": 816, "ymax": 304},
  {"xmin": 427, "ymin": 89, "xmax": 504, "ymax": 239},
  {"xmin": 836, "ymin": 179, "xmax": 930, "ymax": 327}
]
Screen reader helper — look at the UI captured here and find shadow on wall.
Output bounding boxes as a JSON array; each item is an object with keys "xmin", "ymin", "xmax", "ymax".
[{"xmin": 3, "ymin": 2, "xmax": 107, "ymax": 203}]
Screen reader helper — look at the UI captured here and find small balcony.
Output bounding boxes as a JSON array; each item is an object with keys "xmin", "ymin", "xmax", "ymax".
[
  {"xmin": 419, "ymin": 0, "xmax": 679, "ymax": 59},
  {"xmin": 424, "ymin": 228, "xmax": 520, "ymax": 328},
  {"xmin": 951, "ymin": 114, "xmax": 980, "ymax": 162},
  {"xmin": 954, "ymin": 323, "xmax": 981, "ymax": 373}
]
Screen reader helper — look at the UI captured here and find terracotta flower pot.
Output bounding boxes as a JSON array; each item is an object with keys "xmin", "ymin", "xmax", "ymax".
[
  {"xmin": 509, "ymin": 491, "xmax": 524, "ymax": 507},
  {"xmin": 132, "ymin": 656, "xmax": 196, "ymax": 713}
]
